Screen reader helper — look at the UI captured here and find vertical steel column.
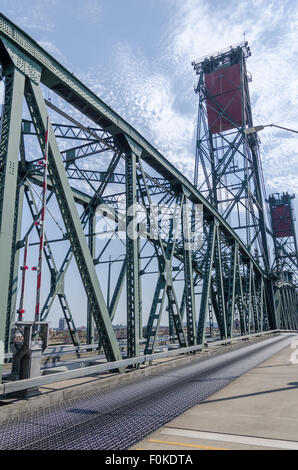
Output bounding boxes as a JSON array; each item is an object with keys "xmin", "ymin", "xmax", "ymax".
[
  {"xmin": 197, "ymin": 221, "xmax": 216, "ymax": 346},
  {"xmin": 214, "ymin": 226, "xmax": 227, "ymax": 339},
  {"xmin": 292, "ymin": 289, "xmax": 298, "ymax": 329},
  {"xmin": 5, "ymin": 182, "xmax": 25, "ymax": 352},
  {"xmin": 260, "ymin": 278, "xmax": 264, "ymax": 331},
  {"xmin": 281, "ymin": 289, "xmax": 289, "ymax": 329},
  {"xmin": 182, "ymin": 202, "xmax": 196, "ymax": 345},
  {"xmin": 226, "ymin": 242, "xmax": 238, "ymax": 337},
  {"xmin": 236, "ymin": 253, "xmax": 246, "ymax": 335},
  {"xmin": 247, "ymin": 261, "xmax": 252, "ymax": 334},
  {"xmin": 87, "ymin": 213, "xmax": 96, "ymax": 344},
  {"xmin": 138, "ymin": 237, "xmax": 143, "ymax": 339},
  {"xmin": 266, "ymin": 279, "xmax": 278, "ymax": 330},
  {"xmin": 125, "ymin": 147, "xmax": 140, "ymax": 358},
  {"xmin": 168, "ymin": 301, "xmax": 175, "ymax": 340},
  {"xmin": 251, "ymin": 273, "xmax": 260, "ymax": 332},
  {"xmin": 285, "ymin": 288, "xmax": 294, "ymax": 330},
  {"xmin": 165, "ymin": 200, "xmax": 187, "ymax": 348},
  {"xmin": 274, "ymin": 286, "xmax": 281, "ymax": 326},
  {"xmin": 0, "ymin": 66, "xmax": 25, "ymax": 380}
]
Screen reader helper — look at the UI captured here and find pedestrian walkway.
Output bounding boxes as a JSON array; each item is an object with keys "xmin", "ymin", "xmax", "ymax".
[{"xmin": 131, "ymin": 338, "xmax": 298, "ymax": 450}]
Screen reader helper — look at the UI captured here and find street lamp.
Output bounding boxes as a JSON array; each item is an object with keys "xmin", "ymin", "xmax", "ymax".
[{"xmin": 244, "ymin": 123, "xmax": 298, "ymax": 135}]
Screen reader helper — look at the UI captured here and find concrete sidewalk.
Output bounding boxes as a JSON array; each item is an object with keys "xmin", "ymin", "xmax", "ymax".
[{"xmin": 131, "ymin": 338, "xmax": 298, "ymax": 450}]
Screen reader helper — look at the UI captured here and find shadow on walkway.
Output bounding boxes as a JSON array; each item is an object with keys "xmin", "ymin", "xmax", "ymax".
[{"xmin": 200, "ymin": 382, "xmax": 298, "ymax": 405}]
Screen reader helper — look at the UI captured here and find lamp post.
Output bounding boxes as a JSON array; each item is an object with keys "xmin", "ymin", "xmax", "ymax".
[{"xmin": 244, "ymin": 123, "xmax": 298, "ymax": 135}]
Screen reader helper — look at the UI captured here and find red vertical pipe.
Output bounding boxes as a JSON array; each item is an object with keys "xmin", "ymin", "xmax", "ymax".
[{"xmin": 17, "ymin": 235, "xmax": 29, "ymax": 321}]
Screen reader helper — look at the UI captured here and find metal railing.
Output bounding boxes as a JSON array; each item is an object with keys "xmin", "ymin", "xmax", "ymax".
[{"xmin": 0, "ymin": 330, "xmax": 296, "ymax": 396}]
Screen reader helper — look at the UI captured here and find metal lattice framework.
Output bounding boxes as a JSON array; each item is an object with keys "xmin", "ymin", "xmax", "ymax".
[
  {"xmin": 192, "ymin": 42, "xmax": 297, "ymax": 337},
  {"xmin": 0, "ymin": 15, "xmax": 297, "ymax": 383}
]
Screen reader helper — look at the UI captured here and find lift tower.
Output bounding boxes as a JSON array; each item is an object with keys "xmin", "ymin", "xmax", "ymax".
[
  {"xmin": 268, "ymin": 192, "xmax": 298, "ymax": 329},
  {"xmin": 268, "ymin": 193, "xmax": 298, "ymax": 281},
  {"xmin": 192, "ymin": 42, "xmax": 276, "ymax": 332}
]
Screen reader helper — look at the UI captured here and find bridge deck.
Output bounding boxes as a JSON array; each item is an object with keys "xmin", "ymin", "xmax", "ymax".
[
  {"xmin": 0, "ymin": 334, "xmax": 296, "ymax": 450},
  {"xmin": 132, "ymin": 335, "xmax": 298, "ymax": 450}
]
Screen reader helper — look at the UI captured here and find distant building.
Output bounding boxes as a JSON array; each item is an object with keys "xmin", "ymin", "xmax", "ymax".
[
  {"xmin": 58, "ymin": 317, "xmax": 67, "ymax": 331},
  {"xmin": 113, "ymin": 325, "xmax": 127, "ymax": 339}
]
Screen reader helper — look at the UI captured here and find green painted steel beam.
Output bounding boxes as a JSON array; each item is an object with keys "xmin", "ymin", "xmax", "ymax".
[
  {"xmin": 214, "ymin": 226, "xmax": 227, "ymax": 339},
  {"xmin": 5, "ymin": 182, "xmax": 25, "ymax": 353},
  {"xmin": 125, "ymin": 143, "xmax": 141, "ymax": 358},
  {"xmin": 0, "ymin": 65, "xmax": 25, "ymax": 381},
  {"xmin": 226, "ymin": 242, "xmax": 238, "ymax": 337},
  {"xmin": 182, "ymin": 203, "xmax": 196, "ymax": 345},
  {"xmin": 197, "ymin": 221, "xmax": 216, "ymax": 346},
  {"xmin": 87, "ymin": 214, "xmax": 96, "ymax": 345}
]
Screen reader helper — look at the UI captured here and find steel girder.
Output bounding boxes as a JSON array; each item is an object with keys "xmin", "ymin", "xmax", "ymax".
[
  {"xmin": 5, "ymin": 181, "xmax": 25, "ymax": 352},
  {"xmin": 125, "ymin": 141, "xmax": 141, "ymax": 358},
  {"xmin": 87, "ymin": 214, "xmax": 96, "ymax": 345},
  {"xmin": 181, "ymin": 199, "xmax": 196, "ymax": 346},
  {"xmin": 0, "ymin": 65, "xmax": 25, "ymax": 377}
]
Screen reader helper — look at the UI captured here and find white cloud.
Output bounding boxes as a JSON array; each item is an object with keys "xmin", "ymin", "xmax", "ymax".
[
  {"xmin": 162, "ymin": 0, "xmax": 298, "ymax": 196},
  {"xmin": 75, "ymin": 0, "xmax": 102, "ymax": 24},
  {"xmin": 77, "ymin": 0, "xmax": 296, "ymax": 195},
  {"xmin": 0, "ymin": 0, "xmax": 57, "ymax": 32},
  {"xmin": 17, "ymin": 0, "xmax": 296, "ymax": 203},
  {"xmin": 80, "ymin": 43, "xmax": 197, "ymax": 182}
]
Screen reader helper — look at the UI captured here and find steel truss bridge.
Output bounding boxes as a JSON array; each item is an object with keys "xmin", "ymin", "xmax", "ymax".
[{"xmin": 0, "ymin": 14, "xmax": 297, "ymax": 387}]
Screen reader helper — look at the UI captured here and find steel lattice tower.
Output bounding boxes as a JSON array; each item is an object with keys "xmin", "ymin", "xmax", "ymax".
[
  {"xmin": 268, "ymin": 192, "xmax": 298, "ymax": 329},
  {"xmin": 192, "ymin": 42, "xmax": 277, "ymax": 332}
]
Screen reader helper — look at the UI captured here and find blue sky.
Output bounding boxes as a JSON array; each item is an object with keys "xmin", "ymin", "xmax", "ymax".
[
  {"xmin": 1, "ymin": 0, "xmax": 297, "ymax": 192},
  {"xmin": 0, "ymin": 0, "xmax": 297, "ymax": 328}
]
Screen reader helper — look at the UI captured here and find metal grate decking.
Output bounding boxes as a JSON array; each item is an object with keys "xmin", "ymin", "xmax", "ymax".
[{"xmin": 0, "ymin": 335, "xmax": 293, "ymax": 450}]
